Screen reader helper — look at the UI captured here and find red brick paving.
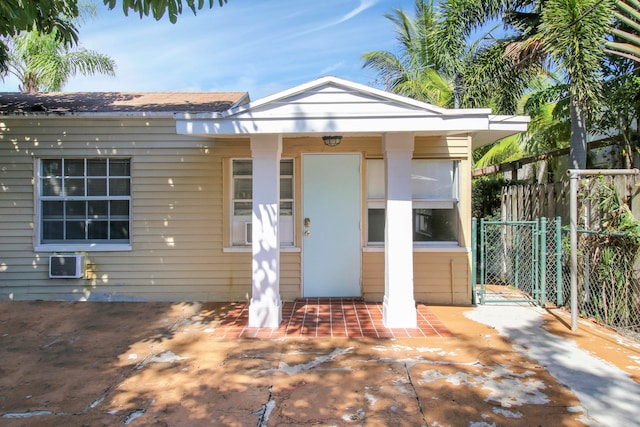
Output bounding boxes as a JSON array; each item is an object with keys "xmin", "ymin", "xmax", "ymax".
[{"xmin": 210, "ymin": 298, "xmax": 453, "ymax": 339}]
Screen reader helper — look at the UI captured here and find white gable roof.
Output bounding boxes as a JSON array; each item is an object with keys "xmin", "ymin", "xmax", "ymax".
[{"xmin": 175, "ymin": 76, "xmax": 528, "ymax": 148}]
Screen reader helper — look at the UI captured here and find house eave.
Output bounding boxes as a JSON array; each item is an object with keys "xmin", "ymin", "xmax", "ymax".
[
  {"xmin": 470, "ymin": 115, "xmax": 531, "ymax": 149},
  {"xmin": 174, "ymin": 77, "xmax": 529, "ymax": 147},
  {"xmin": 176, "ymin": 114, "xmax": 530, "ymax": 144},
  {"xmin": 176, "ymin": 116, "xmax": 490, "ymax": 137},
  {"xmin": 0, "ymin": 111, "xmax": 177, "ymax": 118}
]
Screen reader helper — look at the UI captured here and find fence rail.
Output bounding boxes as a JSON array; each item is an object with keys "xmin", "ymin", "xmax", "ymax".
[{"xmin": 501, "ymin": 175, "xmax": 640, "ymax": 224}]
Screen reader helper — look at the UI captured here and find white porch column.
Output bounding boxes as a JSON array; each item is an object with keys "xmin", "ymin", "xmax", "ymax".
[
  {"xmin": 383, "ymin": 133, "xmax": 417, "ymax": 328},
  {"xmin": 249, "ymin": 134, "xmax": 283, "ymax": 328}
]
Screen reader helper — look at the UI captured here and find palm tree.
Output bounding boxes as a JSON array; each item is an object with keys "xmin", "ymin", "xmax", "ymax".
[
  {"xmin": 0, "ymin": 0, "xmax": 79, "ymax": 74},
  {"xmin": 3, "ymin": 27, "xmax": 116, "ymax": 92},
  {"xmin": 363, "ymin": 0, "xmax": 539, "ymax": 115},
  {"xmin": 439, "ymin": 0, "xmax": 615, "ymax": 169},
  {"xmin": 362, "ymin": 0, "xmax": 455, "ymax": 107},
  {"xmin": 538, "ymin": 0, "xmax": 615, "ymax": 169}
]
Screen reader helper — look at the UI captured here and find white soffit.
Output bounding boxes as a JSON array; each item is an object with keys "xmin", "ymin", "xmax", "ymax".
[
  {"xmin": 175, "ymin": 76, "xmax": 529, "ymax": 146},
  {"xmin": 470, "ymin": 115, "xmax": 532, "ymax": 149}
]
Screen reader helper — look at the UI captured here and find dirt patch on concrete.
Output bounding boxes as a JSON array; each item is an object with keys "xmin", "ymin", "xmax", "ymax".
[{"xmin": 0, "ymin": 301, "xmax": 635, "ymax": 426}]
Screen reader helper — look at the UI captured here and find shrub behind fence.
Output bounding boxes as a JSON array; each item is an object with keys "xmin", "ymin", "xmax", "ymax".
[{"xmin": 562, "ymin": 229, "xmax": 640, "ymax": 336}]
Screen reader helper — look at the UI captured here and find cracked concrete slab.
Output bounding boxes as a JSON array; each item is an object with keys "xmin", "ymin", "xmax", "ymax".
[
  {"xmin": 466, "ymin": 304, "xmax": 640, "ymax": 426},
  {"xmin": 0, "ymin": 301, "xmax": 638, "ymax": 426}
]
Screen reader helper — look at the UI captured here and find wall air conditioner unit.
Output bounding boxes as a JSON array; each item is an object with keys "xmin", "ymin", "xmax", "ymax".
[
  {"xmin": 245, "ymin": 222, "xmax": 252, "ymax": 245},
  {"xmin": 49, "ymin": 254, "xmax": 85, "ymax": 279}
]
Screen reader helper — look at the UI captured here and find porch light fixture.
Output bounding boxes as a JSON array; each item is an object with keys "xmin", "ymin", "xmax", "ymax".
[{"xmin": 322, "ymin": 135, "xmax": 342, "ymax": 147}]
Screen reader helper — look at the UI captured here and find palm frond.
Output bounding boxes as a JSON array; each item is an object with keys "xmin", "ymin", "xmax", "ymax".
[
  {"xmin": 605, "ymin": 2, "xmax": 640, "ymax": 62},
  {"xmin": 6, "ymin": 25, "xmax": 116, "ymax": 92},
  {"xmin": 460, "ymin": 42, "xmax": 536, "ymax": 114},
  {"xmin": 362, "ymin": 0, "xmax": 455, "ymax": 106},
  {"xmin": 474, "ymin": 134, "xmax": 525, "ymax": 168}
]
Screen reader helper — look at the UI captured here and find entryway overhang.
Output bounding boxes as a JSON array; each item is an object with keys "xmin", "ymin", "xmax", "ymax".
[
  {"xmin": 175, "ymin": 76, "xmax": 529, "ymax": 149},
  {"xmin": 174, "ymin": 76, "xmax": 529, "ymax": 328}
]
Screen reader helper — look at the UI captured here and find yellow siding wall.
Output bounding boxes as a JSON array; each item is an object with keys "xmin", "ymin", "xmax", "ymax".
[
  {"xmin": 414, "ymin": 251, "xmax": 471, "ymax": 304},
  {"xmin": 0, "ymin": 116, "xmax": 262, "ymax": 301},
  {"xmin": 362, "ymin": 252, "xmax": 385, "ymax": 301},
  {"xmin": 362, "ymin": 251, "xmax": 471, "ymax": 304},
  {"xmin": 0, "ymin": 117, "xmax": 471, "ymax": 304}
]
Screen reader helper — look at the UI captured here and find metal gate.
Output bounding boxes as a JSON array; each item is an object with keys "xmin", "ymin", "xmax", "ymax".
[{"xmin": 472, "ymin": 218, "xmax": 562, "ymax": 306}]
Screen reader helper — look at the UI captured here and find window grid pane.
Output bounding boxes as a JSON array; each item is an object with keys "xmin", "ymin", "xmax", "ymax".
[
  {"xmin": 88, "ymin": 221, "xmax": 108, "ymax": 239},
  {"xmin": 413, "ymin": 207, "xmax": 458, "ymax": 242},
  {"xmin": 232, "ymin": 160, "xmax": 252, "ymax": 176},
  {"xmin": 88, "ymin": 200, "xmax": 108, "ymax": 219},
  {"xmin": 87, "ymin": 159, "xmax": 107, "ymax": 176},
  {"xmin": 39, "ymin": 158, "xmax": 131, "ymax": 244},
  {"xmin": 280, "ymin": 159, "xmax": 294, "ymax": 176},
  {"xmin": 42, "ymin": 159, "xmax": 62, "ymax": 176},
  {"xmin": 109, "ymin": 159, "xmax": 130, "ymax": 176},
  {"xmin": 366, "ymin": 159, "xmax": 385, "ymax": 199},
  {"xmin": 411, "ymin": 160, "xmax": 456, "ymax": 199},
  {"xmin": 42, "ymin": 178, "xmax": 62, "ymax": 196},
  {"xmin": 87, "ymin": 178, "xmax": 107, "ymax": 196},
  {"xmin": 367, "ymin": 208, "xmax": 385, "ymax": 243},
  {"xmin": 64, "ymin": 159, "xmax": 85, "ymax": 177},
  {"xmin": 280, "ymin": 178, "xmax": 293, "ymax": 199},
  {"xmin": 65, "ymin": 178, "xmax": 85, "ymax": 197},
  {"xmin": 233, "ymin": 177, "xmax": 252, "ymax": 200},
  {"xmin": 109, "ymin": 178, "xmax": 130, "ymax": 196}
]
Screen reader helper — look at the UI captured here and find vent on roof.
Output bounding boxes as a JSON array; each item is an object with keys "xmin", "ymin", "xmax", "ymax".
[
  {"xmin": 49, "ymin": 255, "xmax": 85, "ymax": 279},
  {"xmin": 31, "ymin": 103, "xmax": 47, "ymax": 112}
]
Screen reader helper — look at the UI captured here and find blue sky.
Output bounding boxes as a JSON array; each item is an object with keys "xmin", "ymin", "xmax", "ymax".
[{"xmin": 1, "ymin": 0, "xmax": 415, "ymax": 100}]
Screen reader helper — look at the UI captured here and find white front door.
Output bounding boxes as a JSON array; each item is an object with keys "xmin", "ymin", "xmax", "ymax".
[{"xmin": 302, "ymin": 154, "xmax": 361, "ymax": 297}]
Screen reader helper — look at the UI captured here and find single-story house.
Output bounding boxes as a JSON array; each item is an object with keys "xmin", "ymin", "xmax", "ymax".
[{"xmin": 0, "ymin": 76, "xmax": 529, "ymax": 327}]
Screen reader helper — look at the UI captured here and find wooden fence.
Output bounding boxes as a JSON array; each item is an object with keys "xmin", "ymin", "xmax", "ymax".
[{"xmin": 501, "ymin": 174, "xmax": 640, "ymax": 224}]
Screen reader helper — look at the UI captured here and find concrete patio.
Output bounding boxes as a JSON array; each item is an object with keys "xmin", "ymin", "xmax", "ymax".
[{"xmin": 0, "ymin": 300, "xmax": 639, "ymax": 426}]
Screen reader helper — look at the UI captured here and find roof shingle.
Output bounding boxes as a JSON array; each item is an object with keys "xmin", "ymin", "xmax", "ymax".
[{"xmin": 0, "ymin": 92, "xmax": 249, "ymax": 115}]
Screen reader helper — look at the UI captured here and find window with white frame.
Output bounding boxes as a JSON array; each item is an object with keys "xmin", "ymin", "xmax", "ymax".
[
  {"xmin": 366, "ymin": 159, "xmax": 459, "ymax": 245},
  {"xmin": 38, "ymin": 158, "xmax": 131, "ymax": 246},
  {"xmin": 411, "ymin": 159, "xmax": 459, "ymax": 242},
  {"xmin": 366, "ymin": 159, "xmax": 386, "ymax": 244},
  {"xmin": 231, "ymin": 158, "xmax": 294, "ymax": 246}
]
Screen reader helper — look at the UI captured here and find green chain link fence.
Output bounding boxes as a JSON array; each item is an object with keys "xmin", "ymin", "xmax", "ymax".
[
  {"xmin": 476, "ymin": 175, "xmax": 640, "ymax": 339},
  {"xmin": 474, "ymin": 217, "xmax": 562, "ymax": 307},
  {"xmin": 559, "ymin": 228, "xmax": 640, "ymax": 337},
  {"xmin": 474, "ymin": 215, "xmax": 640, "ymax": 338},
  {"xmin": 562, "ymin": 175, "xmax": 640, "ymax": 338}
]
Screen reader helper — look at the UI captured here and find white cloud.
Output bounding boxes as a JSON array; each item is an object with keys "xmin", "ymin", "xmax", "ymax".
[
  {"xmin": 290, "ymin": 0, "xmax": 380, "ymax": 38},
  {"xmin": 336, "ymin": 0, "xmax": 380, "ymax": 25}
]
